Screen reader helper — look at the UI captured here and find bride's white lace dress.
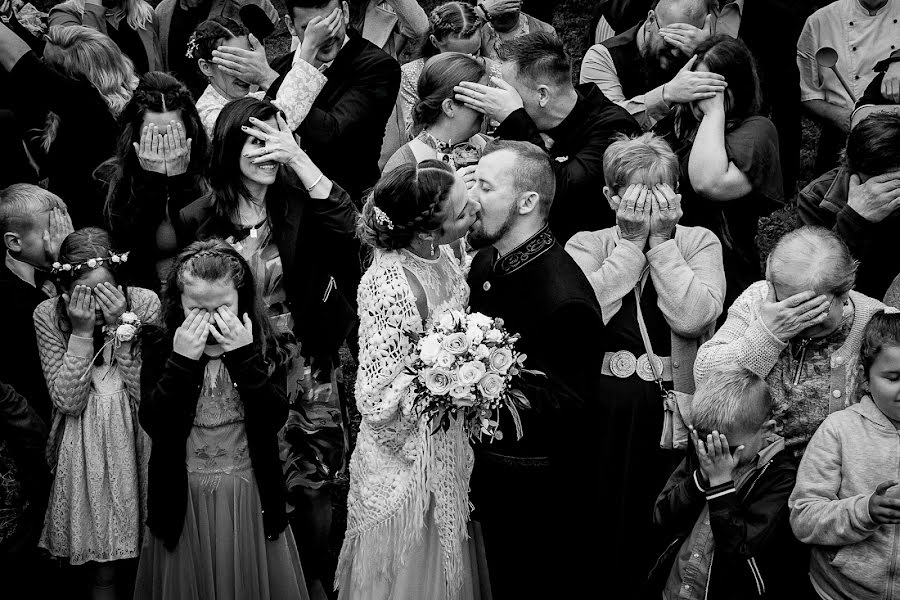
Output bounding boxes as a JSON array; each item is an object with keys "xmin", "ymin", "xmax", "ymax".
[{"xmin": 336, "ymin": 246, "xmax": 487, "ymax": 600}]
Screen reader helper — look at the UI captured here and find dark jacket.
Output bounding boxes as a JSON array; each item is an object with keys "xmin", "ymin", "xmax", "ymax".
[
  {"xmin": 467, "ymin": 226, "xmax": 606, "ymax": 598},
  {"xmin": 796, "ymin": 166, "xmax": 900, "ymax": 299},
  {"xmin": 5, "ymin": 52, "xmax": 116, "ymax": 228},
  {"xmin": 651, "ymin": 441, "xmax": 808, "ymax": 600},
  {"xmin": 139, "ymin": 337, "xmax": 288, "ymax": 549},
  {"xmin": 602, "ymin": 23, "xmax": 651, "ymax": 100},
  {"xmin": 493, "ymin": 83, "xmax": 641, "ymax": 242},
  {"xmin": 0, "ymin": 263, "xmax": 52, "ymax": 424},
  {"xmin": 176, "ymin": 177, "xmax": 360, "ymax": 358},
  {"xmin": 269, "ymin": 29, "xmax": 400, "ymax": 204},
  {"xmin": 104, "ymin": 169, "xmax": 207, "ymax": 292}
]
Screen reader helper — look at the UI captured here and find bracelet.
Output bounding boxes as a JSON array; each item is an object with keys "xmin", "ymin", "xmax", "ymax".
[
  {"xmin": 477, "ymin": 2, "xmax": 493, "ymax": 22},
  {"xmin": 661, "ymin": 84, "xmax": 671, "ymax": 109},
  {"xmin": 305, "ymin": 173, "xmax": 324, "ymax": 192}
]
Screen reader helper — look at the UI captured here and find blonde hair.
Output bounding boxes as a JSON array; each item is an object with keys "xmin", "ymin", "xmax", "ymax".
[
  {"xmin": 40, "ymin": 25, "xmax": 138, "ymax": 151},
  {"xmin": 602, "ymin": 132, "xmax": 679, "ymax": 193},
  {"xmin": 0, "ymin": 184, "xmax": 67, "ymax": 235},
  {"xmin": 690, "ymin": 365, "xmax": 772, "ymax": 435},
  {"xmin": 60, "ymin": 0, "xmax": 154, "ymax": 31}
]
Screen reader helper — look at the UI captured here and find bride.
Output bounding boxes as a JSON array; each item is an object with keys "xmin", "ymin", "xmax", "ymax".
[{"xmin": 335, "ymin": 159, "xmax": 485, "ymax": 600}]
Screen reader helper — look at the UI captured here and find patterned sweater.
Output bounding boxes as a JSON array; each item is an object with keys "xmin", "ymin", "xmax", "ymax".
[{"xmin": 695, "ymin": 281, "xmax": 885, "ymax": 456}]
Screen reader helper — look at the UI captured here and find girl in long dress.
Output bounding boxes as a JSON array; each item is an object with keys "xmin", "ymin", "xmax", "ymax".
[
  {"xmin": 133, "ymin": 240, "xmax": 309, "ymax": 600},
  {"xmin": 336, "ymin": 160, "xmax": 485, "ymax": 600},
  {"xmin": 34, "ymin": 227, "xmax": 159, "ymax": 599}
]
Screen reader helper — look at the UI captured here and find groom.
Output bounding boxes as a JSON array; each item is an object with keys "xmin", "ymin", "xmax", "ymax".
[{"xmin": 467, "ymin": 140, "xmax": 606, "ymax": 598}]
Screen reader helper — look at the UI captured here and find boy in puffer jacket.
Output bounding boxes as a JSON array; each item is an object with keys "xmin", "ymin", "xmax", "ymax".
[
  {"xmin": 652, "ymin": 365, "xmax": 810, "ymax": 599},
  {"xmin": 790, "ymin": 310, "xmax": 900, "ymax": 600}
]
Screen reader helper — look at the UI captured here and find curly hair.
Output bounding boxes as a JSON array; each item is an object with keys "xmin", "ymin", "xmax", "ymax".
[
  {"xmin": 100, "ymin": 71, "xmax": 209, "ymax": 227},
  {"xmin": 154, "ymin": 239, "xmax": 293, "ymax": 367},
  {"xmin": 412, "ymin": 52, "xmax": 486, "ymax": 133},
  {"xmin": 860, "ymin": 310, "xmax": 900, "ymax": 379},
  {"xmin": 358, "ymin": 159, "xmax": 456, "ymax": 251},
  {"xmin": 187, "ymin": 16, "xmax": 248, "ymax": 64}
]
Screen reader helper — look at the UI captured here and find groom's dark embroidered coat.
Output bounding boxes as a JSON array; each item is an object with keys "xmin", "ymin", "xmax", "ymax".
[{"xmin": 467, "ymin": 225, "xmax": 606, "ymax": 598}]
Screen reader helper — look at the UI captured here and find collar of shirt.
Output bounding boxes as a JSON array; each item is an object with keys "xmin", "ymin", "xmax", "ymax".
[
  {"xmin": 710, "ymin": 0, "xmax": 744, "ymax": 38},
  {"xmin": 853, "ymin": 0, "xmax": 893, "ymax": 16},
  {"xmin": 5, "ymin": 250, "xmax": 38, "ymax": 288},
  {"xmin": 317, "ymin": 35, "xmax": 351, "ymax": 73}
]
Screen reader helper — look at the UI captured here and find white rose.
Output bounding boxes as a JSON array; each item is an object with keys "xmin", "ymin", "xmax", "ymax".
[
  {"xmin": 424, "ymin": 368, "xmax": 453, "ymax": 395},
  {"xmin": 484, "ymin": 328, "xmax": 503, "ymax": 344},
  {"xmin": 115, "ymin": 323, "xmax": 138, "ymax": 342},
  {"xmin": 465, "ymin": 326, "xmax": 484, "ymax": 346},
  {"xmin": 475, "ymin": 344, "xmax": 491, "ymax": 360},
  {"xmin": 477, "ymin": 373, "xmax": 504, "ymax": 399},
  {"xmin": 488, "ymin": 347, "xmax": 514, "ymax": 373},
  {"xmin": 436, "ymin": 351, "xmax": 455, "ymax": 368},
  {"xmin": 438, "ymin": 312, "xmax": 457, "ymax": 332},
  {"xmin": 467, "ymin": 312, "xmax": 494, "ymax": 331},
  {"xmin": 457, "ymin": 361, "xmax": 487, "ymax": 386},
  {"xmin": 441, "ymin": 332, "xmax": 470, "ymax": 356},
  {"xmin": 419, "ymin": 334, "xmax": 442, "ymax": 365}
]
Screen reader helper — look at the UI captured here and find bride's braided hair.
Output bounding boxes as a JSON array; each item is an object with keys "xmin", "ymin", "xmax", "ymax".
[{"xmin": 358, "ymin": 159, "xmax": 457, "ymax": 250}]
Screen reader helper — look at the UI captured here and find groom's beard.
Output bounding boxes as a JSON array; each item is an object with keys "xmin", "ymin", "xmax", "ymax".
[{"xmin": 468, "ymin": 205, "xmax": 518, "ymax": 251}]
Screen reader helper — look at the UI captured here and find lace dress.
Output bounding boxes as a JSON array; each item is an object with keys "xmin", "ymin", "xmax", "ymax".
[
  {"xmin": 336, "ymin": 247, "xmax": 487, "ymax": 600},
  {"xmin": 134, "ymin": 359, "xmax": 309, "ymax": 600},
  {"xmin": 33, "ymin": 287, "xmax": 159, "ymax": 565}
]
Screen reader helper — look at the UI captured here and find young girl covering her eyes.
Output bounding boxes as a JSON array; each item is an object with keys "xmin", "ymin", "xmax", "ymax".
[
  {"xmin": 133, "ymin": 238, "xmax": 309, "ymax": 600},
  {"xmin": 33, "ymin": 226, "xmax": 160, "ymax": 598}
]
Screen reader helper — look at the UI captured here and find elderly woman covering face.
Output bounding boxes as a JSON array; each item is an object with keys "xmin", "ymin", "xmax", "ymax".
[{"xmin": 695, "ymin": 226, "xmax": 887, "ymax": 458}]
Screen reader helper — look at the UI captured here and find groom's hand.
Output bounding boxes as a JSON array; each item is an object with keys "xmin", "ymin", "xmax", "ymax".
[{"xmin": 453, "ymin": 77, "xmax": 524, "ymax": 123}]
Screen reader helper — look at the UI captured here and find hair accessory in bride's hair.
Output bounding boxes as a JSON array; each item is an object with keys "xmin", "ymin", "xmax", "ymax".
[
  {"xmin": 185, "ymin": 32, "xmax": 200, "ymax": 59},
  {"xmin": 374, "ymin": 206, "xmax": 394, "ymax": 230}
]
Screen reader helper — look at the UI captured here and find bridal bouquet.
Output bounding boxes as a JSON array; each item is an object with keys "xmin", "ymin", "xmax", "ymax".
[{"xmin": 405, "ymin": 310, "xmax": 536, "ymax": 441}]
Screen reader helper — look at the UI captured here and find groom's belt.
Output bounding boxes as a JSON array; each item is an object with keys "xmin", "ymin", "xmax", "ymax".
[{"xmin": 602, "ymin": 351, "xmax": 673, "ymax": 382}]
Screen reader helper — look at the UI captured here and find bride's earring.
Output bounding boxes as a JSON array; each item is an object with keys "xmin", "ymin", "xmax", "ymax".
[{"xmin": 430, "ymin": 239, "xmax": 436, "ymax": 257}]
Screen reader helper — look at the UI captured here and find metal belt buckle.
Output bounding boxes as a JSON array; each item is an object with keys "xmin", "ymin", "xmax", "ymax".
[
  {"xmin": 609, "ymin": 350, "xmax": 637, "ymax": 378},
  {"xmin": 636, "ymin": 353, "xmax": 664, "ymax": 382}
]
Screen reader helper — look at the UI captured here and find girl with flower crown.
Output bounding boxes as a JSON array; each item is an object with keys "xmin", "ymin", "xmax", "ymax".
[
  {"xmin": 335, "ymin": 159, "xmax": 485, "ymax": 600},
  {"xmin": 32, "ymin": 226, "xmax": 159, "ymax": 599}
]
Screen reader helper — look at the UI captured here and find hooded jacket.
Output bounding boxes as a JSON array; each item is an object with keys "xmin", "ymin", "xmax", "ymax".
[{"xmin": 790, "ymin": 395, "xmax": 900, "ymax": 600}]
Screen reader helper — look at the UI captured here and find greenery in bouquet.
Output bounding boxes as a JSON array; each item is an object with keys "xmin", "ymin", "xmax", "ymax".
[{"xmin": 405, "ymin": 309, "xmax": 538, "ymax": 441}]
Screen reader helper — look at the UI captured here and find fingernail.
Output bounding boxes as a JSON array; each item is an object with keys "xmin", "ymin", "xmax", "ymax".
[{"xmin": 241, "ymin": 126, "xmax": 248, "ymax": 130}]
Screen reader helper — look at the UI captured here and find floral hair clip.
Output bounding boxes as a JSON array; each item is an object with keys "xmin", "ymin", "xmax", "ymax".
[
  {"xmin": 52, "ymin": 251, "xmax": 129, "ymax": 275},
  {"xmin": 185, "ymin": 33, "xmax": 200, "ymax": 59},
  {"xmin": 373, "ymin": 206, "xmax": 394, "ymax": 230}
]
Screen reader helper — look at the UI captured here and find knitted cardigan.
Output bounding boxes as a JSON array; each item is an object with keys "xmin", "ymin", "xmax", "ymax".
[
  {"xmin": 566, "ymin": 224, "xmax": 725, "ymax": 394},
  {"xmin": 336, "ymin": 249, "xmax": 473, "ymax": 598},
  {"xmin": 695, "ymin": 282, "xmax": 886, "ymax": 448}
]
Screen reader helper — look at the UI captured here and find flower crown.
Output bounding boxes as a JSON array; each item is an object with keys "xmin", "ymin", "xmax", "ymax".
[
  {"xmin": 52, "ymin": 251, "xmax": 129, "ymax": 275},
  {"xmin": 373, "ymin": 206, "xmax": 394, "ymax": 230},
  {"xmin": 185, "ymin": 33, "xmax": 200, "ymax": 59}
]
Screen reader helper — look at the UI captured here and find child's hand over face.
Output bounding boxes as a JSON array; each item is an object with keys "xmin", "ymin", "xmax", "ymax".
[
  {"xmin": 173, "ymin": 309, "xmax": 210, "ymax": 360},
  {"xmin": 868, "ymin": 480, "xmax": 900, "ymax": 525},
  {"xmin": 208, "ymin": 307, "xmax": 253, "ymax": 353},
  {"xmin": 692, "ymin": 428, "xmax": 743, "ymax": 487},
  {"xmin": 93, "ymin": 283, "xmax": 127, "ymax": 326},
  {"xmin": 64, "ymin": 285, "xmax": 96, "ymax": 337}
]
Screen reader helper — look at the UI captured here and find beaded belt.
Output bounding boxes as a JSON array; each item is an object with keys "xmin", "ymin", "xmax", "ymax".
[{"xmin": 601, "ymin": 351, "xmax": 673, "ymax": 382}]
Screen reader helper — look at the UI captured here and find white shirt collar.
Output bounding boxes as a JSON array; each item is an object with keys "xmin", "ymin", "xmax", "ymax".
[
  {"xmin": 317, "ymin": 35, "xmax": 351, "ymax": 73},
  {"xmin": 5, "ymin": 251, "xmax": 37, "ymax": 287}
]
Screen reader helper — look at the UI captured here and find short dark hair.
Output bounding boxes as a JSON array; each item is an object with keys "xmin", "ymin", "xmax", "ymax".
[
  {"xmin": 844, "ymin": 112, "xmax": 900, "ymax": 176},
  {"xmin": 498, "ymin": 31, "xmax": 571, "ymax": 88},
  {"xmin": 285, "ymin": 0, "xmax": 339, "ymax": 15},
  {"xmin": 692, "ymin": 35, "xmax": 762, "ymax": 123},
  {"xmin": 860, "ymin": 310, "xmax": 900, "ymax": 378},
  {"xmin": 483, "ymin": 140, "xmax": 556, "ymax": 217}
]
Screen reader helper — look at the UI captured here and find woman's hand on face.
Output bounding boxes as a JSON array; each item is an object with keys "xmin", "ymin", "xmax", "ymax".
[
  {"xmin": 162, "ymin": 121, "xmax": 192, "ymax": 177},
  {"xmin": 208, "ymin": 306, "xmax": 253, "ymax": 352},
  {"xmin": 64, "ymin": 285, "xmax": 97, "ymax": 337},
  {"xmin": 133, "ymin": 124, "xmax": 167, "ymax": 175},
  {"xmin": 457, "ymin": 165, "xmax": 477, "ymax": 191},
  {"xmin": 695, "ymin": 90, "xmax": 726, "ymax": 117},
  {"xmin": 93, "ymin": 282, "xmax": 127, "ymax": 326},
  {"xmin": 615, "ymin": 184, "xmax": 651, "ymax": 248},
  {"xmin": 648, "ymin": 183, "xmax": 683, "ymax": 248},
  {"xmin": 242, "ymin": 113, "xmax": 303, "ymax": 166},
  {"xmin": 173, "ymin": 309, "xmax": 210, "ymax": 360},
  {"xmin": 758, "ymin": 282, "xmax": 832, "ymax": 342}
]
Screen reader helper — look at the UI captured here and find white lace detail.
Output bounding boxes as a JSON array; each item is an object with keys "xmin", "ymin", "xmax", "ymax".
[{"xmin": 337, "ymin": 246, "xmax": 474, "ymax": 599}]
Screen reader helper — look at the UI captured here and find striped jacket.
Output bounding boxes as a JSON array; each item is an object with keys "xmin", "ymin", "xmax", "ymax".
[{"xmin": 651, "ymin": 438, "xmax": 810, "ymax": 599}]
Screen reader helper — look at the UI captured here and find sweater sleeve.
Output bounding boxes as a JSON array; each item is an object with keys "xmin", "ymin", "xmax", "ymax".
[
  {"xmin": 653, "ymin": 456, "xmax": 708, "ymax": 535},
  {"xmin": 565, "ymin": 231, "xmax": 644, "ymax": 324},
  {"xmin": 789, "ymin": 417, "xmax": 880, "ymax": 546},
  {"xmin": 354, "ymin": 261, "xmax": 420, "ymax": 428},
  {"xmin": 647, "ymin": 230, "xmax": 725, "ymax": 338},
  {"xmin": 693, "ymin": 282, "xmax": 788, "ymax": 386},
  {"xmin": 33, "ymin": 302, "xmax": 93, "ymax": 417},
  {"xmin": 138, "ymin": 333, "xmax": 204, "ymax": 440},
  {"xmin": 222, "ymin": 344, "xmax": 287, "ymax": 435}
]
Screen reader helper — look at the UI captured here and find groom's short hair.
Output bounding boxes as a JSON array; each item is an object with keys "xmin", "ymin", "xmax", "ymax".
[{"xmin": 482, "ymin": 140, "xmax": 555, "ymax": 218}]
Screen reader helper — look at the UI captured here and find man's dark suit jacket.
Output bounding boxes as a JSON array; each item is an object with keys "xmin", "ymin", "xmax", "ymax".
[
  {"xmin": 467, "ymin": 226, "xmax": 606, "ymax": 598},
  {"xmin": 493, "ymin": 83, "xmax": 641, "ymax": 242},
  {"xmin": 269, "ymin": 29, "xmax": 400, "ymax": 204},
  {"xmin": 0, "ymin": 263, "xmax": 52, "ymax": 424}
]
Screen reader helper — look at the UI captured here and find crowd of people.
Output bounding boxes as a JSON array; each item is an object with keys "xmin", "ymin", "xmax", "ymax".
[{"xmin": 0, "ymin": 0, "xmax": 899, "ymax": 598}]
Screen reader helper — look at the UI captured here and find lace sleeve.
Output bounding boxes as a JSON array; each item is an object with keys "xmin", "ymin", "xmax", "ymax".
[
  {"xmin": 115, "ymin": 288, "xmax": 161, "ymax": 401},
  {"xmin": 33, "ymin": 300, "xmax": 93, "ymax": 417},
  {"xmin": 355, "ymin": 256, "xmax": 422, "ymax": 428},
  {"xmin": 274, "ymin": 54, "xmax": 328, "ymax": 131},
  {"xmin": 399, "ymin": 60, "xmax": 422, "ymax": 136}
]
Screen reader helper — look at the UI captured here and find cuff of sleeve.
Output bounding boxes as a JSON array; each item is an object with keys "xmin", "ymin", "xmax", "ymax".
[
  {"xmin": 222, "ymin": 344, "xmax": 260, "ymax": 372},
  {"xmin": 67, "ymin": 334, "xmax": 94, "ymax": 358},
  {"xmin": 615, "ymin": 236, "xmax": 647, "ymax": 260},
  {"xmin": 168, "ymin": 351, "xmax": 203, "ymax": 374},
  {"xmin": 645, "ymin": 238, "xmax": 679, "ymax": 262},
  {"xmin": 693, "ymin": 470, "xmax": 708, "ymax": 494},
  {"xmin": 837, "ymin": 205, "xmax": 874, "ymax": 232},
  {"xmin": 493, "ymin": 108, "xmax": 537, "ymax": 139},
  {"xmin": 860, "ymin": 494, "xmax": 880, "ymax": 531},
  {"xmin": 705, "ymin": 481, "xmax": 736, "ymax": 501},
  {"xmin": 801, "ymin": 91, "xmax": 827, "ymax": 102},
  {"xmin": 645, "ymin": 86, "xmax": 671, "ymax": 121}
]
